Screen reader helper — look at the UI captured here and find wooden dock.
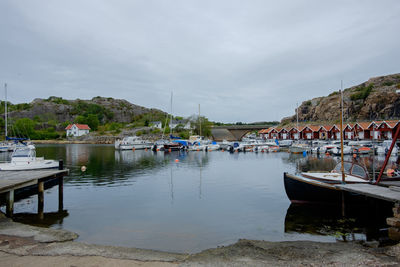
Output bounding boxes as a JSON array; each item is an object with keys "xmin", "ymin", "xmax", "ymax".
[
  {"xmin": 335, "ymin": 183, "xmax": 400, "ymax": 203},
  {"xmin": 0, "ymin": 169, "xmax": 69, "ymax": 217}
]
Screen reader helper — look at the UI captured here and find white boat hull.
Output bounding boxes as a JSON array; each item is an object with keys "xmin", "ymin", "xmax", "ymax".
[{"xmin": 0, "ymin": 160, "xmax": 59, "ymax": 171}]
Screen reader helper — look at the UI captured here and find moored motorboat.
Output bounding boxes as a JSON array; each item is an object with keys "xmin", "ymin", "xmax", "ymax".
[
  {"xmin": 377, "ymin": 140, "xmax": 398, "ymax": 156},
  {"xmin": 0, "ymin": 145, "xmax": 59, "ymax": 171},
  {"xmin": 164, "ymin": 142, "xmax": 183, "ymax": 152},
  {"xmin": 289, "ymin": 143, "xmax": 311, "ymax": 154},
  {"xmin": 115, "ymin": 136, "xmax": 153, "ymax": 150},
  {"xmin": 331, "ymin": 145, "xmax": 352, "ymax": 156}
]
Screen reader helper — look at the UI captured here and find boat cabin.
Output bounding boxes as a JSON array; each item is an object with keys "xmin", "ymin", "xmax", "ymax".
[
  {"xmin": 11, "ymin": 146, "xmax": 36, "ymax": 162},
  {"xmin": 332, "ymin": 161, "xmax": 369, "ymax": 181}
]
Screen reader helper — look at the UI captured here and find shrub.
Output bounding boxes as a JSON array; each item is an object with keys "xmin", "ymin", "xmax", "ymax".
[
  {"xmin": 305, "ymin": 101, "xmax": 312, "ymax": 106},
  {"xmin": 383, "ymin": 81, "xmax": 394, "ymax": 86},
  {"xmin": 350, "ymin": 84, "xmax": 373, "ymax": 101},
  {"xmin": 179, "ymin": 131, "xmax": 190, "ymax": 139},
  {"xmin": 328, "ymin": 91, "xmax": 338, "ymax": 97},
  {"xmin": 151, "ymin": 128, "xmax": 161, "ymax": 134}
]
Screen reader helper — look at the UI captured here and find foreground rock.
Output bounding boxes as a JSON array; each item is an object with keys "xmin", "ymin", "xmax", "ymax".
[{"xmin": 1, "ymin": 214, "xmax": 400, "ymax": 266}]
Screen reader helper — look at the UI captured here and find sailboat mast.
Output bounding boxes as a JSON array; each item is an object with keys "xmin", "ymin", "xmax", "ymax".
[
  {"xmin": 296, "ymin": 102, "xmax": 299, "ymax": 139},
  {"xmin": 170, "ymin": 92, "xmax": 173, "ymax": 136},
  {"xmin": 199, "ymin": 104, "xmax": 201, "ymax": 137},
  {"xmin": 4, "ymin": 83, "xmax": 7, "ymax": 138},
  {"xmin": 339, "ymin": 82, "xmax": 345, "ymax": 183}
]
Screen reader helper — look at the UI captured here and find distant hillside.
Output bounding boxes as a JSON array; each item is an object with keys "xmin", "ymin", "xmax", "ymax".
[
  {"xmin": 0, "ymin": 96, "xmax": 167, "ymax": 134},
  {"xmin": 281, "ymin": 73, "xmax": 400, "ymax": 125}
]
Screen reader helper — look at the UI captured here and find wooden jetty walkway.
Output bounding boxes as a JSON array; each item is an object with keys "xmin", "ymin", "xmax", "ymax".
[
  {"xmin": 0, "ymin": 169, "xmax": 69, "ymax": 217},
  {"xmin": 335, "ymin": 183, "xmax": 400, "ymax": 203}
]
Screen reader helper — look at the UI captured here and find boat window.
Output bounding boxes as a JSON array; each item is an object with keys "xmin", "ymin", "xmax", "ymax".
[
  {"xmin": 334, "ymin": 162, "xmax": 352, "ymax": 174},
  {"xmin": 351, "ymin": 164, "xmax": 367, "ymax": 178},
  {"xmin": 12, "ymin": 148, "xmax": 31, "ymax": 157}
]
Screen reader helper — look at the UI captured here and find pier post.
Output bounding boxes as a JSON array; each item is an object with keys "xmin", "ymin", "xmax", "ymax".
[
  {"xmin": 38, "ymin": 180, "xmax": 44, "ymax": 219},
  {"xmin": 58, "ymin": 175, "xmax": 64, "ymax": 211},
  {"xmin": 6, "ymin": 189, "xmax": 14, "ymax": 217},
  {"xmin": 387, "ymin": 202, "xmax": 400, "ymax": 241}
]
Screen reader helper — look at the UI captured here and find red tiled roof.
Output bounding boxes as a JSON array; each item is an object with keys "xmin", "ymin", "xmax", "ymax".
[
  {"xmin": 355, "ymin": 122, "xmax": 371, "ymax": 130},
  {"xmin": 65, "ymin": 124, "xmax": 91, "ymax": 130},
  {"xmin": 344, "ymin": 124, "xmax": 353, "ymax": 130},
  {"xmin": 300, "ymin": 126, "xmax": 311, "ymax": 132},
  {"xmin": 265, "ymin": 127, "xmax": 276, "ymax": 133},
  {"xmin": 384, "ymin": 120, "xmax": 400, "ymax": 129},
  {"xmin": 308, "ymin": 126, "xmax": 321, "ymax": 132}
]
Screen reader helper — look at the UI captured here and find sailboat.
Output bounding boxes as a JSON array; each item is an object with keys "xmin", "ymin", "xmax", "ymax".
[
  {"xmin": 1, "ymin": 83, "xmax": 33, "ymax": 152},
  {"xmin": 283, "ymin": 85, "xmax": 371, "ymax": 204}
]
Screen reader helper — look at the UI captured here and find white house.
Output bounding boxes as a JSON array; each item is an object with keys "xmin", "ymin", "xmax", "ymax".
[
  {"xmin": 169, "ymin": 120, "xmax": 192, "ymax": 130},
  {"xmin": 65, "ymin": 124, "xmax": 91, "ymax": 137},
  {"xmin": 150, "ymin": 121, "xmax": 163, "ymax": 129}
]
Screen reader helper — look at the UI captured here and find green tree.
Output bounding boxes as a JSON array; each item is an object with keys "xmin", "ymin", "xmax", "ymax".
[
  {"xmin": 86, "ymin": 114, "xmax": 99, "ymax": 131},
  {"xmin": 194, "ymin": 116, "xmax": 212, "ymax": 137},
  {"xmin": 10, "ymin": 118, "xmax": 36, "ymax": 138},
  {"xmin": 75, "ymin": 115, "xmax": 86, "ymax": 124}
]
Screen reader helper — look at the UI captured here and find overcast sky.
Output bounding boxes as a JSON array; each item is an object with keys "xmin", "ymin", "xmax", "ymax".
[{"xmin": 1, "ymin": 1, "xmax": 399, "ymax": 123}]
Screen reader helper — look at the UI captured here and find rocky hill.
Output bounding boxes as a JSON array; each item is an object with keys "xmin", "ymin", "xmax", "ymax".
[
  {"xmin": 281, "ymin": 73, "xmax": 400, "ymax": 125},
  {"xmin": 3, "ymin": 96, "xmax": 166, "ymax": 129}
]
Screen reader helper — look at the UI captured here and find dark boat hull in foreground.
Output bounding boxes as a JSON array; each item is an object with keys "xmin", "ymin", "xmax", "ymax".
[
  {"xmin": 284, "ymin": 172, "xmax": 369, "ymax": 205},
  {"xmin": 284, "ymin": 172, "xmax": 343, "ymax": 204}
]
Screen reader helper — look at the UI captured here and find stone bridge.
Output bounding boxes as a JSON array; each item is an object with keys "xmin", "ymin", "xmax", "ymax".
[{"xmin": 211, "ymin": 125, "xmax": 273, "ymax": 141}]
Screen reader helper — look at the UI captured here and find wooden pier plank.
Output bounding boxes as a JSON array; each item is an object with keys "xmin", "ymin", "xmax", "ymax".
[
  {"xmin": 0, "ymin": 170, "xmax": 68, "ymax": 193},
  {"xmin": 336, "ymin": 183, "xmax": 400, "ymax": 203}
]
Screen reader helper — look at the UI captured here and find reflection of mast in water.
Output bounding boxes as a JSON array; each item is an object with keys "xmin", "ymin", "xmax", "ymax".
[
  {"xmin": 199, "ymin": 162, "xmax": 202, "ymax": 199},
  {"xmin": 170, "ymin": 167, "xmax": 174, "ymax": 204}
]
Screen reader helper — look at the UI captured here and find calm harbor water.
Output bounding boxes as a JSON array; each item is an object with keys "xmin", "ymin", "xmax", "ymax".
[{"xmin": 1, "ymin": 144, "xmax": 396, "ymax": 253}]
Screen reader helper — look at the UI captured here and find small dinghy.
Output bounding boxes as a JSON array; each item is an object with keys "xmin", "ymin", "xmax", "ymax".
[{"xmin": 0, "ymin": 145, "xmax": 59, "ymax": 171}]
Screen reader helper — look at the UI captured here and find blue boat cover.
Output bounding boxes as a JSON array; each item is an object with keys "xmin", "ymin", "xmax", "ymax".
[
  {"xmin": 6, "ymin": 137, "xmax": 29, "ymax": 141},
  {"xmin": 169, "ymin": 134, "xmax": 181, "ymax": 139},
  {"xmin": 173, "ymin": 140, "xmax": 188, "ymax": 146}
]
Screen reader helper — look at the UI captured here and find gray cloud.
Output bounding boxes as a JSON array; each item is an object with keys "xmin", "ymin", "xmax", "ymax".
[{"xmin": 0, "ymin": 0, "xmax": 399, "ymax": 122}]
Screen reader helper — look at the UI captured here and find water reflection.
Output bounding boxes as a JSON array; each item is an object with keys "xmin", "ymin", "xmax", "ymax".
[
  {"xmin": 285, "ymin": 202, "xmax": 392, "ymax": 243},
  {"xmin": 12, "ymin": 210, "xmax": 69, "ymax": 228}
]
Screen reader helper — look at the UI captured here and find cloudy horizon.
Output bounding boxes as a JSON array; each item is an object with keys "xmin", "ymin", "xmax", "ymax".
[{"xmin": 1, "ymin": 1, "xmax": 399, "ymax": 123}]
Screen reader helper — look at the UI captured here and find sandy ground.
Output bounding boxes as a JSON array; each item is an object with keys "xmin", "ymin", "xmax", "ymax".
[{"xmin": 1, "ymin": 214, "xmax": 400, "ymax": 266}]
